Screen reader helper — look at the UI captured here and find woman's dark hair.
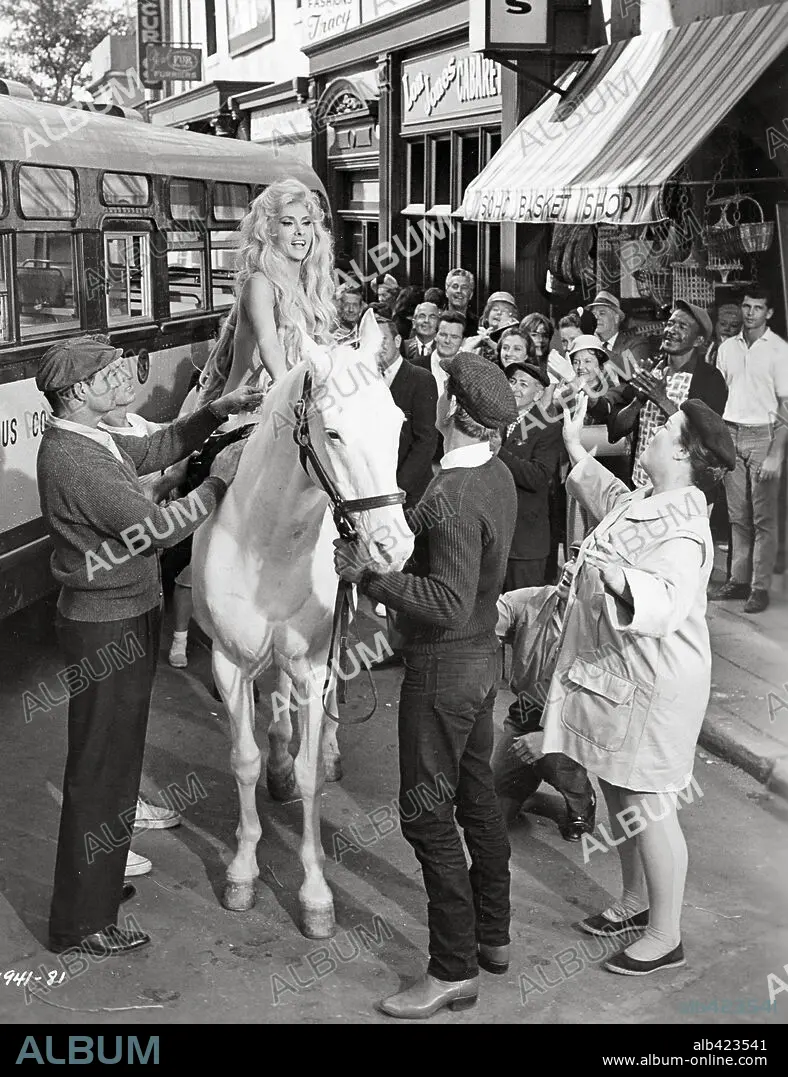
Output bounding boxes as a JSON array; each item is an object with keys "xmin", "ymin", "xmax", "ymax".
[
  {"xmin": 392, "ymin": 285, "xmax": 424, "ymax": 339},
  {"xmin": 558, "ymin": 312, "xmax": 582, "ymax": 330},
  {"xmin": 424, "ymin": 286, "xmax": 447, "ymax": 310},
  {"xmin": 679, "ymin": 418, "xmax": 729, "ymax": 503},
  {"xmin": 520, "ymin": 312, "xmax": 555, "ymax": 338},
  {"xmin": 438, "ymin": 310, "xmax": 467, "ymax": 330},
  {"xmin": 498, "ymin": 327, "xmax": 536, "ymax": 361}
]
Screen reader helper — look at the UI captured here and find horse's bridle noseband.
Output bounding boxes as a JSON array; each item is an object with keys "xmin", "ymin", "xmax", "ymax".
[
  {"xmin": 291, "ymin": 369, "xmax": 406, "ymax": 725},
  {"xmin": 292, "ymin": 369, "xmax": 406, "ymax": 540}
]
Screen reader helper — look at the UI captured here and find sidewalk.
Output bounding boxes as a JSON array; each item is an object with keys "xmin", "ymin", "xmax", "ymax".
[{"xmin": 703, "ymin": 559, "xmax": 788, "ymax": 800}]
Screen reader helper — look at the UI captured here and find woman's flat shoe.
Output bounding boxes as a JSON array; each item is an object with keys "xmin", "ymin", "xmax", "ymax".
[
  {"xmin": 379, "ymin": 973, "xmax": 478, "ymax": 1018},
  {"xmin": 478, "ymin": 943, "xmax": 509, "ymax": 974},
  {"xmin": 604, "ymin": 942, "xmax": 685, "ymax": 976},
  {"xmin": 581, "ymin": 909, "xmax": 649, "ymax": 937}
]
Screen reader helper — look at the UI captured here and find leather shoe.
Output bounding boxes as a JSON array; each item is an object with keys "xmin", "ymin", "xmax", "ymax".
[
  {"xmin": 50, "ymin": 928, "xmax": 151, "ymax": 957},
  {"xmin": 581, "ymin": 908, "xmax": 649, "ymax": 937},
  {"xmin": 709, "ymin": 580, "xmax": 749, "ymax": 601},
  {"xmin": 604, "ymin": 941, "xmax": 685, "ymax": 976},
  {"xmin": 379, "ymin": 973, "xmax": 478, "ymax": 1018},
  {"xmin": 478, "ymin": 943, "xmax": 509, "ymax": 974},
  {"xmin": 121, "ymin": 883, "xmax": 135, "ymax": 903},
  {"xmin": 744, "ymin": 588, "xmax": 769, "ymax": 614},
  {"xmin": 560, "ymin": 814, "xmax": 595, "ymax": 842},
  {"xmin": 368, "ymin": 653, "xmax": 403, "ymax": 672}
]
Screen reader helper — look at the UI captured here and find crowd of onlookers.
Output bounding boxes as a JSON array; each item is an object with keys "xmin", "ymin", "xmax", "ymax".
[{"xmin": 336, "ymin": 268, "xmax": 788, "ymax": 620}]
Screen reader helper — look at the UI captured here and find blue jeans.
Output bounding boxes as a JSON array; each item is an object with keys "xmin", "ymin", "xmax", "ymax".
[{"xmin": 398, "ymin": 647, "xmax": 511, "ymax": 982}]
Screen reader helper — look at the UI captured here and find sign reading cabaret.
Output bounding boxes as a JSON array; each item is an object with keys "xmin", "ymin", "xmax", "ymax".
[
  {"xmin": 303, "ymin": 0, "xmax": 424, "ymax": 46},
  {"xmin": 401, "ymin": 49, "xmax": 502, "ymax": 126}
]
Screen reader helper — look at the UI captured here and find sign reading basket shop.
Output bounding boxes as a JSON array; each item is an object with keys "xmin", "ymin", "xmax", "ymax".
[{"xmin": 401, "ymin": 49, "xmax": 502, "ymax": 128}]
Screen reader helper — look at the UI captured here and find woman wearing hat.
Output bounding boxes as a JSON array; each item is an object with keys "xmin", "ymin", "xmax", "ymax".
[
  {"xmin": 465, "ymin": 291, "xmax": 520, "ymax": 359},
  {"xmin": 560, "ymin": 334, "xmax": 631, "ymax": 546},
  {"xmin": 538, "ymin": 393, "xmax": 736, "ymax": 976}
]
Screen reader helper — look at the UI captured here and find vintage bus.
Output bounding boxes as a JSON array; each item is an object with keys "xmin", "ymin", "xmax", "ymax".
[{"xmin": 0, "ymin": 92, "xmax": 328, "ymax": 619}]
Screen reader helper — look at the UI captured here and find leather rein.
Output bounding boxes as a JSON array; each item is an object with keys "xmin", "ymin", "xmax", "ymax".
[{"xmin": 292, "ymin": 369, "xmax": 405, "ymax": 725}]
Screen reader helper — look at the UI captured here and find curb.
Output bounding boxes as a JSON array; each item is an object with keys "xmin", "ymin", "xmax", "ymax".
[{"xmin": 698, "ymin": 712, "xmax": 788, "ymax": 801}]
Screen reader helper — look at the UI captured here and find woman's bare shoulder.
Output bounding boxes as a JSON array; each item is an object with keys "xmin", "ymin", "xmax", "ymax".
[{"xmin": 240, "ymin": 273, "xmax": 276, "ymax": 303}]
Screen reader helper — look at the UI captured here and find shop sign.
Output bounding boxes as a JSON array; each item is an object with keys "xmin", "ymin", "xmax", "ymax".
[
  {"xmin": 401, "ymin": 49, "xmax": 502, "ymax": 127},
  {"xmin": 145, "ymin": 45, "xmax": 203, "ymax": 82},
  {"xmin": 304, "ymin": 0, "xmax": 425, "ymax": 46},
  {"xmin": 469, "ymin": 0, "xmax": 549, "ymax": 53},
  {"xmin": 466, "ymin": 185, "xmax": 655, "ymax": 226},
  {"xmin": 137, "ymin": 0, "xmax": 163, "ymax": 89}
]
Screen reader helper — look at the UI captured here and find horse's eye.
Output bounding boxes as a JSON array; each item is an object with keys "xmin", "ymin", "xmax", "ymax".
[{"xmin": 326, "ymin": 431, "xmax": 342, "ymax": 442}]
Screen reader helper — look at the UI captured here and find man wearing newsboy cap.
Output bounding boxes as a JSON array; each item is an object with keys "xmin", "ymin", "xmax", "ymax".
[
  {"xmin": 334, "ymin": 352, "xmax": 518, "ymax": 1018},
  {"xmin": 36, "ymin": 336, "xmax": 262, "ymax": 957}
]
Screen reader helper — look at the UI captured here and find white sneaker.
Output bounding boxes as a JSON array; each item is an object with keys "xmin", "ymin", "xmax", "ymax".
[
  {"xmin": 168, "ymin": 639, "xmax": 188, "ymax": 668},
  {"xmin": 125, "ymin": 851, "xmax": 152, "ymax": 877},
  {"xmin": 134, "ymin": 798, "xmax": 182, "ymax": 831},
  {"xmin": 374, "ymin": 603, "xmax": 386, "ymax": 618}
]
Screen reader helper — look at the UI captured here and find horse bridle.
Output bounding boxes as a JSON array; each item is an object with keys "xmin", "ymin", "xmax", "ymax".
[{"xmin": 292, "ymin": 369, "xmax": 406, "ymax": 724}]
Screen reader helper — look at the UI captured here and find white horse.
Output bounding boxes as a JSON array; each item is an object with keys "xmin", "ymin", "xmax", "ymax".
[{"xmin": 191, "ymin": 311, "xmax": 414, "ymax": 938}]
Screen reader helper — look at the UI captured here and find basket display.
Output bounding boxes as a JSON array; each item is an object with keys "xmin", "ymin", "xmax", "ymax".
[
  {"xmin": 634, "ymin": 268, "xmax": 672, "ymax": 307},
  {"xmin": 672, "ymin": 253, "xmax": 715, "ymax": 310},
  {"xmin": 703, "ymin": 200, "xmax": 744, "ymax": 259},
  {"xmin": 737, "ymin": 196, "xmax": 774, "ymax": 253}
]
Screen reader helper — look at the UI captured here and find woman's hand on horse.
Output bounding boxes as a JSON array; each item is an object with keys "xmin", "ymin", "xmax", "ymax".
[
  {"xmin": 211, "ymin": 385, "xmax": 266, "ymax": 419},
  {"xmin": 210, "ymin": 441, "xmax": 247, "ymax": 487},
  {"xmin": 333, "ymin": 538, "xmax": 368, "ymax": 583}
]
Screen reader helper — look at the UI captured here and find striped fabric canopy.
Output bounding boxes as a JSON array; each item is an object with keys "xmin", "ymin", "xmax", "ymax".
[{"xmin": 461, "ymin": 4, "xmax": 788, "ymax": 226}]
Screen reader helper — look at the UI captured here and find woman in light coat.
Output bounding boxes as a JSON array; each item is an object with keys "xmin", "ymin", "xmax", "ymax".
[{"xmin": 539, "ymin": 392, "xmax": 736, "ymax": 975}]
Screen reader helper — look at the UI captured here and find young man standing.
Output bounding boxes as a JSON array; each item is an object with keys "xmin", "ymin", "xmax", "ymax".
[
  {"xmin": 711, "ymin": 289, "xmax": 788, "ymax": 613},
  {"xmin": 334, "ymin": 353, "xmax": 518, "ymax": 1019}
]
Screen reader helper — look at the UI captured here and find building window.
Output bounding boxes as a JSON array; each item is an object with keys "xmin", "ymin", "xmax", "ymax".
[
  {"xmin": 214, "ymin": 182, "xmax": 250, "ymax": 222},
  {"xmin": 210, "ymin": 230, "xmax": 237, "ymax": 308},
  {"xmin": 18, "ymin": 167, "xmax": 77, "ymax": 220},
  {"xmin": 101, "ymin": 173, "xmax": 150, "ymax": 207},
  {"xmin": 104, "ymin": 233, "xmax": 153, "ymax": 324},
  {"xmin": 205, "ymin": 0, "xmax": 217, "ymax": 55},
  {"xmin": 167, "ymin": 230, "xmax": 206, "ymax": 315},
  {"xmin": 169, "ymin": 178, "xmax": 206, "ymax": 221},
  {"xmin": 403, "ymin": 141, "xmax": 425, "ymax": 216},
  {"xmin": 16, "ymin": 232, "xmax": 79, "ymax": 337}
]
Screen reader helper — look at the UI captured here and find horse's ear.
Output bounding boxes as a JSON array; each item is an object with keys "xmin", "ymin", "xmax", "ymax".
[
  {"xmin": 357, "ymin": 308, "xmax": 383, "ymax": 356},
  {"xmin": 304, "ymin": 335, "xmax": 332, "ymax": 379}
]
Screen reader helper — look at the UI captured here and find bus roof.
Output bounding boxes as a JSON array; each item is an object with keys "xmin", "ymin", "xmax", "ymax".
[{"xmin": 0, "ymin": 97, "xmax": 323, "ymax": 190}]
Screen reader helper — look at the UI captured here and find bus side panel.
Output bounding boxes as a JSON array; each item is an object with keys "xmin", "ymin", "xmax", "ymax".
[
  {"xmin": 132, "ymin": 339, "xmax": 213, "ymax": 422},
  {"xmin": 0, "ymin": 377, "xmax": 50, "ymax": 532}
]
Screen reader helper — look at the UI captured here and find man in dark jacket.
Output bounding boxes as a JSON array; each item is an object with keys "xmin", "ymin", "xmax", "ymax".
[
  {"xmin": 334, "ymin": 353, "xmax": 518, "ymax": 1020},
  {"xmin": 36, "ymin": 337, "xmax": 262, "ymax": 957},
  {"xmin": 605, "ymin": 300, "xmax": 727, "ymax": 487},
  {"xmin": 497, "ymin": 363, "xmax": 563, "ymax": 591}
]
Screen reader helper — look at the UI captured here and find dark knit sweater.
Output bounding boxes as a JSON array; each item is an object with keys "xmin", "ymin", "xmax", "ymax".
[
  {"xmin": 37, "ymin": 407, "xmax": 226, "ymax": 621},
  {"xmin": 362, "ymin": 456, "xmax": 517, "ymax": 653}
]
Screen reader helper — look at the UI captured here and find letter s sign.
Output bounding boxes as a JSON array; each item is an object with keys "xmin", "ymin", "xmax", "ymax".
[{"xmin": 507, "ymin": 1, "xmax": 533, "ymax": 12}]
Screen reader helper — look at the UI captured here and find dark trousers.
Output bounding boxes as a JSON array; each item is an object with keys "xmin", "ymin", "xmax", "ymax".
[
  {"xmin": 49, "ymin": 608, "xmax": 161, "ymax": 946},
  {"xmin": 398, "ymin": 647, "xmax": 511, "ymax": 982},
  {"xmin": 503, "ymin": 557, "xmax": 547, "ymax": 593},
  {"xmin": 491, "ymin": 715, "xmax": 595, "ymax": 819}
]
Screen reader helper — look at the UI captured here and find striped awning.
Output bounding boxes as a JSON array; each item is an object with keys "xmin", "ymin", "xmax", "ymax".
[{"xmin": 461, "ymin": 4, "xmax": 788, "ymax": 226}]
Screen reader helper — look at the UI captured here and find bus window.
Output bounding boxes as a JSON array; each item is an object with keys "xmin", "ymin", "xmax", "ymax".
[
  {"xmin": 167, "ymin": 230, "xmax": 206, "ymax": 316},
  {"xmin": 210, "ymin": 230, "xmax": 238, "ymax": 309},
  {"xmin": 0, "ymin": 236, "xmax": 10, "ymax": 341},
  {"xmin": 16, "ymin": 233, "xmax": 79, "ymax": 337},
  {"xmin": 19, "ymin": 166, "xmax": 77, "ymax": 219},
  {"xmin": 169, "ymin": 179, "xmax": 206, "ymax": 221},
  {"xmin": 102, "ymin": 173, "xmax": 150, "ymax": 207},
  {"xmin": 214, "ymin": 183, "xmax": 249, "ymax": 222},
  {"xmin": 104, "ymin": 233, "xmax": 153, "ymax": 324}
]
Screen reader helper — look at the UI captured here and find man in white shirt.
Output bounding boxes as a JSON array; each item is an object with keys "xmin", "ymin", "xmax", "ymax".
[
  {"xmin": 711, "ymin": 289, "xmax": 788, "ymax": 613},
  {"xmin": 402, "ymin": 302, "xmax": 440, "ymax": 361}
]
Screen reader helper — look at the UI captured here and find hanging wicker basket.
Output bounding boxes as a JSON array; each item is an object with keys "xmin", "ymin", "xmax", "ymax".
[
  {"xmin": 736, "ymin": 196, "xmax": 774, "ymax": 253},
  {"xmin": 672, "ymin": 252, "xmax": 715, "ymax": 310},
  {"xmin": 634, "ymin": 268, "xmax": 672, "ymax": 307},
  {"xmin": 703, "ymin": 200, "xmax": 744, "ymax": 259}
]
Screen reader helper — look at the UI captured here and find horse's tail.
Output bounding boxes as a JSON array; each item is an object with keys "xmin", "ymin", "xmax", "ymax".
[{"xmin": 197, "ymin": 302, "xmax": 239, "ymax": 406}]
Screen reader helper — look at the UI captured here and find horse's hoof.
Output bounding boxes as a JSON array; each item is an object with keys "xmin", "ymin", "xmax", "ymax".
[
  {"xmin": 300, "ymin": 904, "xmax": 336, "ymax": 939},
  {"xmin": 267, "ymin": 764, "xmax": 297, "ymax": 802},
  {"xmin": 222, "ymin": 880, "xmax": 256, "ymax": 912},
  {"xmin": 322, "ymin": 757, "xmax": 343, "ymax": 783}
]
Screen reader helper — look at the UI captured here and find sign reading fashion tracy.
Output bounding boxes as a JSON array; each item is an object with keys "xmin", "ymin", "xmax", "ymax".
[
  {"xmin": 401, "ymin": 49, "xmax": 502, "ymax": 127},
  {"xmin": 303, "ymin": 0, "xmax": 425, "ymax": 46}
]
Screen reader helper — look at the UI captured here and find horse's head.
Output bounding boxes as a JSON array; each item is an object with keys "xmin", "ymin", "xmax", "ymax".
[{"xmin": 302, "ymin": 310, "xmax": 415, "ymax": 573}]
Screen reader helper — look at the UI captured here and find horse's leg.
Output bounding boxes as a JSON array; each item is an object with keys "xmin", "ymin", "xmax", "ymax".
[
  {"xmin": 321, "ymin": 710, "xmax": 342, "ymax": 783},
  {"xmin": 293, "ymin": 664, "xmax": 335, "ymax": 938},
  {"xmin": 213, "ymin": 646, "xmax": 262, "ymax": 912},
  {"xmin": 267, "ymin": 669, "xmax": 297, "ymax": 801}
]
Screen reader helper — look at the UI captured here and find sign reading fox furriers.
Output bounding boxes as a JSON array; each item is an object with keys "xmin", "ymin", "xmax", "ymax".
[{"xmin": 137, "ymin": 0, "xmax": 164, "ymax": 89}]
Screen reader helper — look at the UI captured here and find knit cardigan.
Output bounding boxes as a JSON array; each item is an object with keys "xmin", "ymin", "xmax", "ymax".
[
  {"xmin": 37, "ymin": 407, "xmax": 226, "ymax": 621},
  {"xmin": 361, "ymin": 457, "xmax": 517, "ymax": 653}
]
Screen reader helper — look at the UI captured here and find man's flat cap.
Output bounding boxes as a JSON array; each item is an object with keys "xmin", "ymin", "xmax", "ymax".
[
  {"xmin": 674, "ymin": 299, "xmax": 713, "ymax": 341},
  {"xmin": 440, "ymin": 351, "xmax": 518, "ymax": 429},
  {"xmin": 680, "ymin": 399, "xmax": 736, "ymax": 470},
  {"xmin": 36, "ymin": 337, "xmax": 123, "ymax": 392},
  {"xmin": 504, "ymin": 361, "xmax": 550, "ymax": 388}
]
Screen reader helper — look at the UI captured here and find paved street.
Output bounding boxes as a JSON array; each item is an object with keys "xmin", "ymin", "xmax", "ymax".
[{"xmin": 0, "ymin": 595, "xmax": 786, "ymax": 1026}]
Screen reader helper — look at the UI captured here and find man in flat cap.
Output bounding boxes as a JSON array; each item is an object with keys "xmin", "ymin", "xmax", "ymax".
[
  {"xmin": 36, "ymin": 336, "xmax": 262, "ymax": 957},
  {"xmin": 334, "ymin": 352, "xmax": 518, "ymax": 1019}
]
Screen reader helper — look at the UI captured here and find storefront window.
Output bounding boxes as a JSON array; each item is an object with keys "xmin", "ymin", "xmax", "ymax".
[
  {"xmin": 166, "ymin": 230, "xmax": 206, "ymax": 315},
  {"xmin": 16, "ymin": 232, "xmax": 80, "ymax": 337},
  {"xmin": 406, "ymin": 141, "xmax": 425, "ymax": 212},
  {"xmin": 430, "ymin": 138, "xmax": 452, "ymax": 215}
]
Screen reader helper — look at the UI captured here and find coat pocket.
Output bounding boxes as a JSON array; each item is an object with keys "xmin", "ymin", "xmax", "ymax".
[{"xmin": 560, "ymin": 657, "xmax": 638, "ymax": 753}]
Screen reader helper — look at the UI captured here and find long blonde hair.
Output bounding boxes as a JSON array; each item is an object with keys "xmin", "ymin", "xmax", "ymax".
[
  {"xmin": 236, "ymin": 179, "xmax": 335, "ymax": 366},
  {"xmin": 196, "ymin": 306, "xmax": 238, "ymax": 406}
]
